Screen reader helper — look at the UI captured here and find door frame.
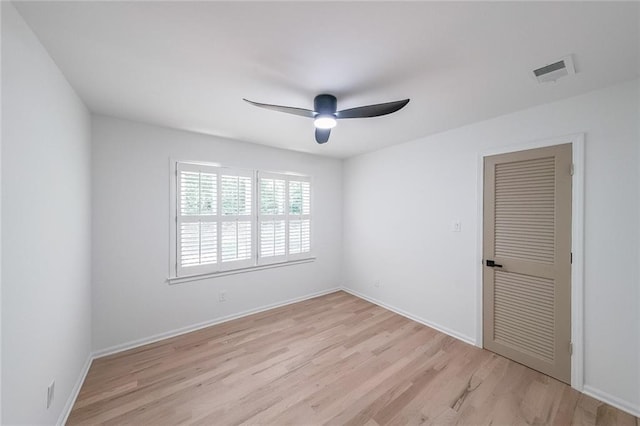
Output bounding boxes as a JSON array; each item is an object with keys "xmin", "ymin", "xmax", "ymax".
[{"xmin": 475, "ymin": 133, "xmax": 585, "ymax": 391}]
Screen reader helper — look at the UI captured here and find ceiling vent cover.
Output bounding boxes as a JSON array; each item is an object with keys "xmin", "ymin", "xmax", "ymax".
[{"xmin": 532, "ymin": 55, "xmax": 575, "ymax": 83}]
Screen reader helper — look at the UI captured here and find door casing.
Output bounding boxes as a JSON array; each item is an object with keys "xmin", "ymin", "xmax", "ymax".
[{"xmin": 475, "ymin": 133, "xmax": 585, "ymax": 390}]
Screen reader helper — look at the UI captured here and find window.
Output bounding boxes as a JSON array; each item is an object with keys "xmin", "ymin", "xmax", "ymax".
[{"xmin": 173, "ymin": 162, "xmax": 312, "ymax": 278}]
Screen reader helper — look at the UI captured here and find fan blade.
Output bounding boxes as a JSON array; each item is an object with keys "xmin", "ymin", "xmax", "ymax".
[
  {"xmin": 315, "ymin": 128, "xmax": 331, "ymax": 144},
  {"xmin": 336, "ymin": 99, "xmax": 410, "ymax": 119},
  {"xmin": 243, "ymin": 99, "xmax": 315, "ymax": 118}
]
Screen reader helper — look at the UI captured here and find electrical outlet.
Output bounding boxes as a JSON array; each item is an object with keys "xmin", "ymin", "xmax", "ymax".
[
  {"xmin": 374, "ymin": 280, "xmax": 380, "ymax": 288},
  {"xmin": 47, "ymin": 380, "xmax": 55, "ymax": 409},
  {"xmin": 219, "ymin": 290, "xmax": 227, "ymax": 302}
]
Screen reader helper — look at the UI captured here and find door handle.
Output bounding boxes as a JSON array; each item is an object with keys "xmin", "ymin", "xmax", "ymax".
[{"xmin": 486, "ymin": 260, "xmax": 503, "ymax": 268}]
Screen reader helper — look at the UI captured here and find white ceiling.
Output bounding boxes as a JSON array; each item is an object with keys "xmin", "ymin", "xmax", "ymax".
[{"xmin": 14, "ymin": 1, "xmax": 640, "ymax": 158}]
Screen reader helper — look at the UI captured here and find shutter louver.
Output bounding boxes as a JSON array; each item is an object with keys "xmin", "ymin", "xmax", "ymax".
[
  {"xmin": 288, "ymin": 219, "xmax": 311, "ymax": 254},
  {"xmin": 260, "ymin": 220, "xmax": 286, "ymax": 258},
  {"xmin": 260, "ymin": 221, "xmax": 275, "ymax": 258},
  {"xmin": 222, "ymin": 221, "xmax": 251, "ymax": 262},
  {"xmin": 180, "ymin": 171, "xmax": 217, "ymax": 216},
  {"xmin": 222, "ymin": 175, "xmax": 252, "ymax": 216},
  {"xmin": 221, "ymin": 221, "xmax": 252, "ymax": 262},
  {"xmin": 199, "ymin": 174, "xmax": 216, "ymax": 215},
  {"xmin": 301, "ymin": 181, "xmax": 310, "ymax": 215},
  {"xmin": 180, "ymin": 172, "xmax": 200, "ymax": 216},
  {"xmin": 260, "ymin": 178, "xmax": 286, "ymax": 215},
  {"xmin": 301, "ymin": 219, "xmax": 310, "ymax": 252},
  {"xmin": 200, "ymin": 222, "xmax": 218, "ymax": 264},
  {"xmin": 180, "ymin": 222, "xmax": 200, "ymax": 267},
  {"xmin": 176, "ymin": 164, "xmax": 254, "ymax": 276},
  {"xmin": 289, "ymin": 220, "xmax": 301, "ymax": 254},
  {"xmin": 179, "ymin": 222, "xmax": 218, "ymax": 267}
]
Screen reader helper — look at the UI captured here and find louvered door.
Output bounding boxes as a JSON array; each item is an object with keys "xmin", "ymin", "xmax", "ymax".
[{"xmin": 483, "ymin": 144, "xmax": 572, "ymax": 384}]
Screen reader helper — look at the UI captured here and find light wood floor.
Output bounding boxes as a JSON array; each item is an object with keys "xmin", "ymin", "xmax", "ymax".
[{"xmin": 69, "ymin": 291, "xmax": 638, "ymax": 425}]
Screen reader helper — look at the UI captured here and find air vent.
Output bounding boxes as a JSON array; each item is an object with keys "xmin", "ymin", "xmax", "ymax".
[{"xmin": 532, "ymin": 55, "xmax": 575, "ymax": 83}]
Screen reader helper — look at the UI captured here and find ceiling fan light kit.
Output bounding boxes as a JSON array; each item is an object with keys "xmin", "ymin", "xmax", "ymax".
[
  {"xmin": 243, "ymin": 94, "xmax": 409, "ymax": 144},
  {"xmin": 314, "ymin": 115, "xmax": 337, "ymax": 129}
]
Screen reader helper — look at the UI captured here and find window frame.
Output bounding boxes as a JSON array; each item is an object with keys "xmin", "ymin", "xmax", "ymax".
[{"xmin": 169, "ymin": 160, "xmax": 313, "ymax": 281}]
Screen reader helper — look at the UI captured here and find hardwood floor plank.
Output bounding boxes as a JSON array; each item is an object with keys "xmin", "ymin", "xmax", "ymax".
[{"xmin": 67, "ymin": 291, "xmax": 637, "ymax": 425}]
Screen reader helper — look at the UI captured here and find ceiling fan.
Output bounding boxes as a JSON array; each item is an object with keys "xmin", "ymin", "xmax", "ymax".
[{"xmin": 243, "ymin": 94, "xmax": 410, "ymax": 144}]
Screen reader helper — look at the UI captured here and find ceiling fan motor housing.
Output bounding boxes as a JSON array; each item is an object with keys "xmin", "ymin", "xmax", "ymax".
[{"xmin": 314, "ymin": 94, "xmax": 337, "ymax": 115}]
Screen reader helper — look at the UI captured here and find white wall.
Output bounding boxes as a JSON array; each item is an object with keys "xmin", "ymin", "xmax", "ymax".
[
  {"xmin": 1, "ymin": 3, "xmax": 93, "ymax": 425},
  {"xmin": 343, "ymin": 79, "xmax": 640, "ymax": 412},
  {"xmin": 91, "ymin": 115, "xmax": 342, "ymax": 352}
]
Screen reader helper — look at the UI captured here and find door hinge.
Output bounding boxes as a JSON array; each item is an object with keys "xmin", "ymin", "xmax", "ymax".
[
  {"xmin": 570, "ymin": 164, "xmax": 575, "ymax": 176},
  {"xmin": 569, "ymin": 342, "xmax": 573, "ymax": 355},
  {"xmin": 570, "ymin": 252, "xmax": 573, "ymax": 264}
]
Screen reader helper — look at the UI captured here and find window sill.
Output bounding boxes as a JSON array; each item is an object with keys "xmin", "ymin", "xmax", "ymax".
[{"xmin": 167, "ymin": 257, "xmax": 316, "ymax": 285}]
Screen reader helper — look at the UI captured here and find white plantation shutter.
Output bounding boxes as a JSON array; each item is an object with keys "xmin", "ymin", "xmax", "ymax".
[
  {"xmin": 288, "ymin": 178, "xmax": 311, "ymax": 259},
  {"xmin": 219, "ymin": 172, "xmax": 254, "ymax": 269},
  {"xmin": 258, "ymin": 173, "xmax": 288, "ymax": 264},
  {"xmin": 176, "ymin": 163, "xmax": 255, "ymax": 276},
  {"xmin": 258, "ymin": 173, "xmax": 312, "ymax": 264},
  {"xmin": 176, "ymin": 163, "xmax": 219, "ymax": 276}
]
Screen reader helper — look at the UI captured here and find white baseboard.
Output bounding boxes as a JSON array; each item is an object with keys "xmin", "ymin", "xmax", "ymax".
[
  {"xmin": 93, "ymin": 287, "xmax": 341, "ymax": 359},
  {"xmin": 583, "ymin": 385, "xmax": 640, "ymax": 418},
  {"xmin": 341, "ymin": 286, "xmax": 476, "ymax": 346},
  {"xmin": 57, "ymin": 354, "xmax": 93, "ymax": 426}
]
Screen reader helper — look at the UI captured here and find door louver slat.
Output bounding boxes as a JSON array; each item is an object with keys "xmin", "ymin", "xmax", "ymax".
[
  {"xmin": 495, "ymin": 156, "xmax": 555, "ymax": 264},
  {"xmin": 494, "ymin": 271, "xmax": 555, "ymax": 362}
]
